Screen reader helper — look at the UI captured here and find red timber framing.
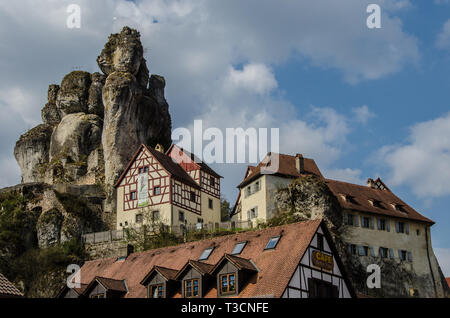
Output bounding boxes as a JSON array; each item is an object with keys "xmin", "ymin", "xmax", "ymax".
[
  {"xmin": 171, "ymin": 179, "xmax": 201, "ymax": 214},
  {"xmin": 167, "ymin": 144, "xmax": 221, "ymax": 199},
  {"xmin": 116, "ymin": 146, "xmax": 171, "ymax": 211}
]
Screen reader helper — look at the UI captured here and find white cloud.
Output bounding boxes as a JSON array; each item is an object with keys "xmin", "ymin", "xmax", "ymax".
[
  {"xmin": 225, "ymin": 64, "xmax": 277, "ymax": 94},
  {"xmin": 352, "ymin": 105, "xmax": 375, "ymax": 124},
  {"xmin": 434, "ymin": 247, "xmax": 450, "ymax": 277},
  {"xmin": 375, "ymin": 113, "xmax": 450, "ymax": 198},
  {"xmin": 437, "ymin": 19, "xmax": 450, "ymax": 50},
  {"xmin": 325, "ymin": 168, "xmax": 364, "ymax": 184}
]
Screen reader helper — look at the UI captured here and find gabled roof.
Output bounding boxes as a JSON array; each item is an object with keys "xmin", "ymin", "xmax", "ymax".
[
  {"xmin": 83, "ymin": 276, "xmax": 128, "ymax": 296},
  {"xmin": 167, "ymin": 144, "xmax": 222, "ymax": 178},
  {"xmin": 238, "ymin": 153, "xmax": 323, "ymax": 188},
  {"xmin": 76, "ymin": 219, "xmax": 327, "ymax": 298},
  {"xmin": 140, "ymin": 265, "xmax": 178, "ymax": 285},
  {"xmin": 56, "ymin": 283, "xmax": 88, "ymax": 298},
  {"xmin": 114, "ymin": 144, "xmax": 199, "ymax": 188},
  {"xmin": 325, "ymin": 179, "xmax": 434, "ymax": 224},
  {"xmin": 211, "ymin": 254, "xmax": 258, "ymax": 274},
  {"xmin": 175, "ymin": 260, "xmax": 215, "ymax": 280},
  {"xmin": 0, "ymin": 273, "xmax": 23, "ymax": 297}
]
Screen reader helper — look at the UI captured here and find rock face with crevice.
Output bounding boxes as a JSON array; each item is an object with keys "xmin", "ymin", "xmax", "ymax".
[{"xmin": 13, "ymin": 26, "xmax": 172, "ymax": 214}]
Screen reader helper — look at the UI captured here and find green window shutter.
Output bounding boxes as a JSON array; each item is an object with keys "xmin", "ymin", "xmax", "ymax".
[
  {"xmin": 370, "ymin": 218, "xmax": 375, "ymax": 229},
  {"xmin": 343, "ymin": 213, "xmax": 348, "ymax": 225},
  {"xmin": 389, "ymin": 248, "xmax": 394, "ymax": 259},
  {"xmin": 360, "ymin": 216, "xmax": 364, "ymax": 227},
  {"xmin": 408, "ymin": 251, "xmax": 413, "ymax": 262},
  {"xmin": 405, "ymin": 223, "xmax": 409, "ymax": 235},
  {"xmin": 398, "ymin": 250, "xmax": 402, "ymax": 259},
  {"xmin": 377, "ymin": 219, "xmax": 381, "ymax": 230},
  {"xmin": 395, "ymin": 221, "xmax": 400, "ymax": 233},
  {"xmin": 386, "ymin": 220, "xmax": 390, "ymax": 232},
  {"xmin": 354, "ymin": 215, "xmax": 359, "ymax": 227},
  {"xmin": 370, "ymin": 246, "xmax": 375, "ymax": 257}
]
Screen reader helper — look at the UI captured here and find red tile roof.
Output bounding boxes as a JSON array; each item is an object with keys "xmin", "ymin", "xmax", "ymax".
[
  {"xmin": 325, "ymin": 179, "xmax": 434, "ymax": 224},
  {"xmin": 88, "ymin": 276, "xmax": 128, "ymax": 293},
  {"xmin": 0, "ymin": 273, "xmax": 23, "ymax": 297},
  {"xmin": 237, "ymin": 153, "xmax": 323, "ymax": 188},
  {"xmin": 167, "ymin": 144, "xmax": 222, "ymax": 178},
  {"xmin": 77, "ymin": 219, "xmax": 323, "ymax": 298}
]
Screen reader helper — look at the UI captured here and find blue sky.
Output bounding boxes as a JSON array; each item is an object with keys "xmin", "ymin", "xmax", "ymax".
[{"xmin": 0, "ymin": 0, "xmax": 449, "ymax": 274}]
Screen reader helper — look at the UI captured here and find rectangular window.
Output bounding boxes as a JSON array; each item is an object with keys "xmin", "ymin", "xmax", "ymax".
[
  {"xmin": 254, "ymin": 181, "xmax": 260, "ymax": 192},
  {"xmin": 362, "ymin": 216, "xmax": 370, "ymax": 229},
  {"xmin": 379, "ymin": 247, "xmax": 388, "ymax": 259},
  {"xmin": 190, "ymin": 191, "xmax": 196, "ymax": 202},
  {"xmin": 184, "ymin": 279, "xmax": 199, "ymax": 298},
  {"xmin": 199, "ymin": 247, "xmax": 214, "ymax": 261},
  {"xmin": 231, "ymin": 242, "xmax": 247, "ymax": 255},
  {"xmin": 358, "ymin": 245, "xmax": 369, "ymax": 256},
  {"xmin": 346, "ymin": 214, "xmax": 354, "ymax": 226},
  {"xmin": 144, "ymin": 166, "xmax": 149, "ymax": 173},
  {"xmin": 399, "ymin": 250, "xmax": 408, "ymax": 261},
  {"xmin": 317, "ymin": 233, "xmax": 324, "ymax": 251},
  {"xmin": 378, "ymin": 219, "xmax": 386, "ymax": 231},
  {"xmin": 139, "ymin": 167, "xmax": 143, "ymax": 174},
  {"xmin": 130, "ymin": 191, "xmax": 137, "ymax": 200},
  {"xmin": 210, "ymin": 176, "xmax": 215, "ymax": 186},
  {"xmin": 398, "ymin": 222, "xmax": 405, "ymax": 233},
  {"xmin": 264, "ymin": 236, "xmax": 280, "ymax": 250},
  {"xmin": 308, "ymin": 278, "xmax": 339, "ymax": 298},
  {"xmin": 152, "ymin": 210, "xmax": 160, "ymax": 222},
  {"xmin": 347, "ymin": 244, "xmax": 357, "ymax": 255},
  {"xmin": 179, "ymin": 211, "xmax": 185, "ymax": 222},
  {"xmin": 220, "ymin": 273, "xmax": 236, "ymax": 295},
  {"xmin": 135, "ymin": 214, "xmax": 143, "ymax": 224},
  {"xmin": 150, "ymin": 284, "xmax": 163, "ymax": 298},
  {"xmin": 245, "ymin": 186, "xmax": 251, "ymax": 197},
  {"xmin": 154, "ymin": 186, "xmax": 161, "ymax": 195},
  {"xmin": 90, "ymin": 293, "xmax": 105, "ymax": 298},
  {"xmin": 208, "ymin": 198, "xmax": 213, "ymax": 209}
]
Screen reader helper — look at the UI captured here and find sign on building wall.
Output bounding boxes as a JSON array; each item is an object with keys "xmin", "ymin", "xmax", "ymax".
[
  {"xmin": 138, "ymin": 173, "xmax": 149, "ymax": 207},
  {"xmin": 311, "ymin": 250, "xmax": 334, "ymax": 272}
]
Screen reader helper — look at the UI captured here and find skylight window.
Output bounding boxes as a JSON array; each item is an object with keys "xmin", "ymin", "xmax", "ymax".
[
  {"xmin": 231, "ymin": 242, "xmax": 247, "ymax": 255},
  {"xmin": 264, "ymin": 236, "xmax": 280, "ymax": 250},
  {"xmin": 199, "ymin": 247, "xmax": 214, "ymax": 261}
]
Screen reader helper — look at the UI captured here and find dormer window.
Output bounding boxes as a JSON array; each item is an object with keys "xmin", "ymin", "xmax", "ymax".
[
  {"xmin": 264, "ymin": 236, "xmax": 280, "ymax": 250},
  {"xmin": 150, "ymin": 285, "xmax": 163, "ymax": 298},
  {"xmin": 199, "ymin": 247, "xmax": 214, "ymax": 261},
  {"xmin": 184, "ymin": 279, "xmax": 200, "ymax": 298},
  {"xmin": 391, "ymin": 203, "xmax": 407, "ymax": 213},
  {"xmin": 368, "ymin": 199, "xmax": 383, "ymax": 208},
  {"xmin": 220, "ymin": 273, "xmax": 236, "ymax": 295},
  {"xmin": 231, "ymin": 242, "xmax": 247, "ymax": 255}
]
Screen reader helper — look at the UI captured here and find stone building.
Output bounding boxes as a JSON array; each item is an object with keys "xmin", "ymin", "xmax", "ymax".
[
  {"xmin": 114, "ymin": 144, "xmax": 222, "ymax": 230},
  {"xmin": 58, "ymin": 219, "xmax": 355, "ymax": 298},
  {"xmin": 230, "ymin": 152, "xmax": 448, "ymax": 297}
]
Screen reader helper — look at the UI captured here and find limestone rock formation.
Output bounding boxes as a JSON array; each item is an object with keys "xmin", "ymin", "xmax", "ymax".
[
  {"xmin": 14, "ymin": 124, "xmax": 53, "ymax": 183},
  {"xmin": 14, "ymin": 26, "xmax": 172, "ymax": 209},
  {"xmin": 99, "ymin": 27, "xmax": 172, "ymax": 191}
]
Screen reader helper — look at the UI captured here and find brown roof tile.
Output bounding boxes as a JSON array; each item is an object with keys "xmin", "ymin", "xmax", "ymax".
[
  {"xmin": 77, "ymin": 219, "xmax": 322, "ymax": 298},
  {"xmin": 92, "ymin": 276, "xmax": 128, "ymax": 293},
  {"xmin": 167, "ymin": 145, "xmax": 222, "ymax": 178},
  {"xmin": 0, "ymin": 273, "xmax": 23, "ymax": 297},
  {"xmin": 238, "ymin": 153, "xmax": 323, "ymax": 188},
  {"xmin": 325, "ymin": 179, "xmax": 434, "ymax": 224}
]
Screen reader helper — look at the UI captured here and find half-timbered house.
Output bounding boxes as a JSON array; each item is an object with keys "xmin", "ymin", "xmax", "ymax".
[
  {"xmin": 59, "ymin": 219, "xmax": 356, "ymax": 298},
  {"xmin": 114, "ymin": 144, "xmax": 222, "ymax": 230}
]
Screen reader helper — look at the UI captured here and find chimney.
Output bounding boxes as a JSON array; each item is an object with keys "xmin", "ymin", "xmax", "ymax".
[
  {"xmin": 127, "ymin": 244, "xmax": 134, "ymax": 256},
  {"xmin": 295, "ymin": 154, "xmax": 305, "ymax": 173},
  {"xmin": 155, "ymin": 144, "xmax": 164, "ymax": 153}
]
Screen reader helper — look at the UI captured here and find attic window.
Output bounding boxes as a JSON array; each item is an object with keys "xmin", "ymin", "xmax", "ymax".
[
  {"xmin": 231, "ymin": 242, "xmax": 247, "ymax": 255},
  {"xmin": 340, "ymin": 194, "xmax": 356, "ymax": 204},
  {"xmin": 369, "ymin": 199, "xmax": 383, "ymax": 208},
  {"xmin": 391, "ymin": 203, "xmax": 407, "ymax": 213},
  {"xmin": 199, "ymin": 247, "xmax": 214, "ymax": 261},
  {"xmin": 264, "ymin": 236, "xmax": 280, "ymax": 250}
]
